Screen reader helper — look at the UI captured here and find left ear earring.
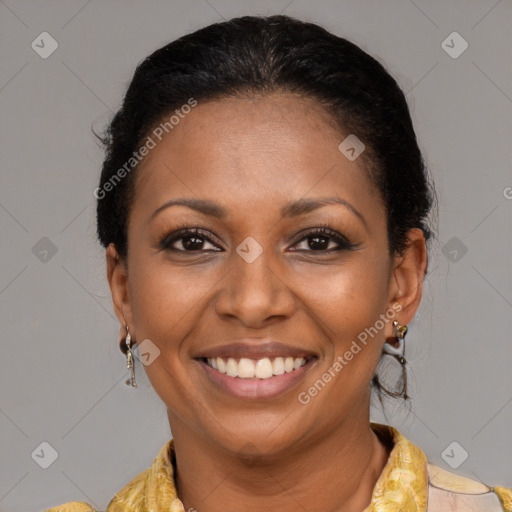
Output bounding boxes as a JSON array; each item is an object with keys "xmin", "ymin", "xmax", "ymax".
[
  {"xmin": 383, "ymin": 321, "xmax": 407, "ymax": 362},
  {"xmin": 382, "ymin": 320, "xmax": 409, "ymax": 399}
]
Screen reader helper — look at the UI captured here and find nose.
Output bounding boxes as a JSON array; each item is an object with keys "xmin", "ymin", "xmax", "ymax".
[{"xmin": 214, "ymin": 244, "xmax": 296, "ymax": 328}]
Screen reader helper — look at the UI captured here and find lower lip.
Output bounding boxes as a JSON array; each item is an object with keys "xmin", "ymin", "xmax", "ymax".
[{"xmin": 196, "ymin": 358, "xmax": 317, "ymax": 400}]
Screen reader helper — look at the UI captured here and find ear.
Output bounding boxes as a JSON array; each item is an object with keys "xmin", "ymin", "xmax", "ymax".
[
  {"xmin": 385, "ymin": 228, "xmax": 428, "ymax": 346},
  {"xmin": 106, "ymin": 243, "xmax": 135, "ymax": 335}
]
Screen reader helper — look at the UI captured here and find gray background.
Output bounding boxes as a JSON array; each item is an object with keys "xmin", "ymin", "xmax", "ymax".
[{"xmin": 1, "ymin": 1, "xmax": 511, "ymax": 511}]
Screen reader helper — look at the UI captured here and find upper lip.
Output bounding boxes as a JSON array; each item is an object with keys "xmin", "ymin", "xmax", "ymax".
[{"xmin": 194, "ymin": 338, "xmax": 317, "ymax": 360}]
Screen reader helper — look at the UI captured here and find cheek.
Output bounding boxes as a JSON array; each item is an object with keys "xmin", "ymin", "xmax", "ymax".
[
  {"xmin": 312, "ymin": 258, "xmax": 390, "ymax": 380},
  {"xmin": 129, "ymin": 256, "xmax": 218, "ymax": 334},
  {"xmin": 301, "ymin": 256, "xmax": 390, "ymax": 331},
  {"xmin": 127, "ymin": 265, "xmax": 200, "ymax": 408},
  {"xmin": 126, "ymin": 257, "xmax": 222, "ymax": 396}
]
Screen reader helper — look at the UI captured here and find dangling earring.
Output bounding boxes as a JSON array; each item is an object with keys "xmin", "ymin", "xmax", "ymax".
[
  {"xmin": 119, "ymin": 325, "xmax": 137, "ymax": 388},
  {"xmin": 382, "ymin": 320, "xmax": 409, "ymax": 399}
]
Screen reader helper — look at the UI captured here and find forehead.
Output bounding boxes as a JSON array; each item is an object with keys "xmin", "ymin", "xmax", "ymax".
[{"xmin": 132, "ymin": 92, "xmax": 383, "ymax": 223}]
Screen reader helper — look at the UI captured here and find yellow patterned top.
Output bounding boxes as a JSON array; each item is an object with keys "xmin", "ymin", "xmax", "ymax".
[{"xmin": 45, "ymin": 422, "xmax": 511, "ymax": 512}]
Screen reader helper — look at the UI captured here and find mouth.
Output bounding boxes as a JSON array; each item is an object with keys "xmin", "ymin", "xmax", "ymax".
[
  {"xmin": 195, "ymin": 355, "xmax": 318, "ymax": 400},
  {"xmin": 200, "ymin": 355, "xmax": 314, "ymax": 379}
]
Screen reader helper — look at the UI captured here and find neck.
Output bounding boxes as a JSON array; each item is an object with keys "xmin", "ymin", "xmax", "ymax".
[{"xmin": 169, "ymin": 410, "xmax": 391, "ymax": 512}]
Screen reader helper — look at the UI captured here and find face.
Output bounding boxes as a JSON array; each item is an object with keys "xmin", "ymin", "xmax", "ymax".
[{"xmin": 107, "ymin": 92, "xmax": 425, "ymax": 456}]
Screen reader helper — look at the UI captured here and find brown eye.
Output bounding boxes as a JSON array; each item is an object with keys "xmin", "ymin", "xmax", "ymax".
[
  {"xmin": 159, "ymin": 228, "xmax": 222, "ymax": 252},
  {"xmin": 289, "ymin": 227, "xmax": 358, "ymax": 252}
]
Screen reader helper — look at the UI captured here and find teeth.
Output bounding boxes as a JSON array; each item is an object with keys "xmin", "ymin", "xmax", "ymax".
[
  {"xmin": 205, "ymin": 356, "xmax": 309, "ymax": 379},
  {"xmin": 216, "ymin": 357, "xmax": 226, "ymax": 373},
  {"xmin": 254, "ymin": 358, "xmax": 273, "ymax": 379},
  {"xmin": 226, "ymin": 358, "xmax": 238, "ymax": 377},
  {"xmin": 284, "ymin": 357, "xmax": 294, "ymax": 373},
  {"xmin": 238, "ymin": 358, "xmax": 255, "ymax": 378},
  {"xmin": 293, "ymin": 357, "xmax": 305, "ymax": 370},
  {"xmin": 272, "ymin": 357, "xmax": 285, "ymax": 375}
]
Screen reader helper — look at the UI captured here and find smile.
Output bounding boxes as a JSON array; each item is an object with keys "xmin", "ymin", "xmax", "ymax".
[
  {"xmin": 196, "ymin": 355, "xmax": 317, "ymax": 400},
  {"xmin": 203, "ymin": 356, "xmax": 311, "ymax": 379}
]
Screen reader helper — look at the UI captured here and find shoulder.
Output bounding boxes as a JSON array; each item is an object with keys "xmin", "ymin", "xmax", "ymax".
[
  {"xmin": 44, "ymin": 440, "xmax": 175, "ymax": 512},
  {"xmin": 42, "ymin": 465, "xmax": 150, "ymax": 512},
  {"xmin": 44, "ymin": 502, "xmax": 99, "ymax": 512},
  {"xmin": 43, "ymin": 465, "xmax": 151, "ymax": 512},
  {"xmin": 427, "ymin": 462, "xmax": 512, "ymax": 512}
]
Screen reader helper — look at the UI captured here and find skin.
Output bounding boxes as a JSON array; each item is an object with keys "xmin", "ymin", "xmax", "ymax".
[{"xmin": 107, "ymin": 92, "xmax": 427, "ymax": 512}]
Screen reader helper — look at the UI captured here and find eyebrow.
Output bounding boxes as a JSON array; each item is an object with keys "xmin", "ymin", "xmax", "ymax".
[{"xmin": 150, "ymin": 196, "xmax": 368, "ymax": 230}]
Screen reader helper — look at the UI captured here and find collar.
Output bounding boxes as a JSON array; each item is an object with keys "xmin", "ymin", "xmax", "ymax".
[
  {"xmin": 107, "ymin": 422, "xmax": 428, "ymax": 512},
  {"xmin": 364, "ymin": 422, "xmax": 428, "ymax": 511}
]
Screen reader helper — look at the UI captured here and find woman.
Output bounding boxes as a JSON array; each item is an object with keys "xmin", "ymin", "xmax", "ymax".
[{"xmin": 46, "ymin": 15, "xmax": 511, "ymax": 512}]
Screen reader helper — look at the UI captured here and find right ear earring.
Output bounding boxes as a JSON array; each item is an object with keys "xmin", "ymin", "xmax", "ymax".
[{"xmin": 119, "ymin": 325, "xmax": 137, "ymax": 388}]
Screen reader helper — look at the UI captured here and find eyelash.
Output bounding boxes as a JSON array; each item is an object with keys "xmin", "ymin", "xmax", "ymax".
[{"xmin": 158, "ymin": 223, "xmax": 359, "ymax": 254}]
